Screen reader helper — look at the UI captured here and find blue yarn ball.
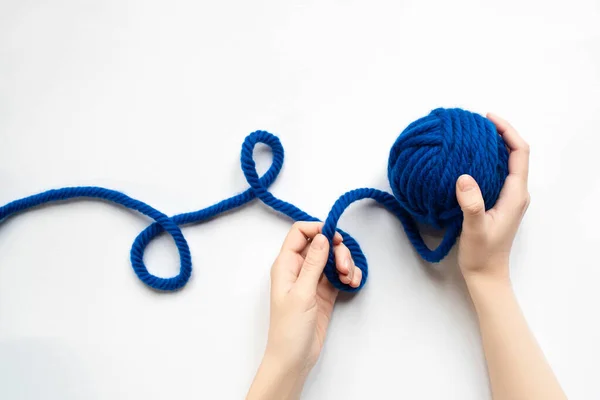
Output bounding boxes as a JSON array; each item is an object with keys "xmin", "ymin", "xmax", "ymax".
[{"xmin": 387, "ymin": 108, "xmax": 509, "ymax": 231}]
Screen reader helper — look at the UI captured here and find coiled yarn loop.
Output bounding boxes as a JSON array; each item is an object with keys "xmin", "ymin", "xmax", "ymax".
[{"xmin": 129, "ymin": 130, "xmax": 290, "ymax": 290}]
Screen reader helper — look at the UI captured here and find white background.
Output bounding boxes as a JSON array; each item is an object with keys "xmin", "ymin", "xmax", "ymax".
[{"xmin": 1, "ymin": 1, "xmax": 599, "ymax": 399}]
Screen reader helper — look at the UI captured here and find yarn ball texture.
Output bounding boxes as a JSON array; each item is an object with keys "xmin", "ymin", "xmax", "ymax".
[
  {"xmin": 388, "ymin": 108, "xmax": 509, "ymax": 230},
  {"xmin": 0, "ymin": 107, "xmax": 509, "ymax": 293}
]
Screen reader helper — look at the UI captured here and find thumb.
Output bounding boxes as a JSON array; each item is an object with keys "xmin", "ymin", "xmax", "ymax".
[
  {"xmin": 297, "ymin": 234, "xmax": 329, "ymax": 293},
  {"xmin": 456, "ymin": 175, "xmax": 486, "ymax": 233}
]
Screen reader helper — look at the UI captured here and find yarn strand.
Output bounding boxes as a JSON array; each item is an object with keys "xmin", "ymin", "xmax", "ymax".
[
  {"xmin": 0, "ymin": 108, "xmax": 508, "ymax": 293},
  {"xmin": 0, "ymin": 131, "xmax": 368, "ymax": 292},
  {"xmin": 0, "ymin": 187, "xmax": 193, "ymax": 291}
]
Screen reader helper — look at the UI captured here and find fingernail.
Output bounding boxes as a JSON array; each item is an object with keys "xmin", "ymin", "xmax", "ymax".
[
  {"xmin": 334, "ymin": 232, "xmax": 343, "ymax": 242},
  {"xmin": 458, "ymin": 175, "xmax": 475, "ymax": 192},
  {"xmin": 312, "ymin": 234, "xmax": 327, "ymax": 250}
]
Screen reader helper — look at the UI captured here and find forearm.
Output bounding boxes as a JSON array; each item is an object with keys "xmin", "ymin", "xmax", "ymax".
[
  {"xmin": 466, "ymin": 274, "xmax": 566, "ymax": 400},
  {"xmin": 246, "ymin": 353, "xmax": 308, "ymax": 400}
]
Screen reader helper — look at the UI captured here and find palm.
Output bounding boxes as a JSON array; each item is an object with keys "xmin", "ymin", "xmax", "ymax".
[{"xmin": 310, "ymin": 276, "xmax": 338, "ymax": 361}]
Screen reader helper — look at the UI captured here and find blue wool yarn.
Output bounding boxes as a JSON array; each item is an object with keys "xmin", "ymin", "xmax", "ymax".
[
  {"xmin": 0, "ymin": 108, "xmax": 508, "ymax": 293},
  {"xmin": 322, "ymin": 108, "xmax": 508, "ymax": 285}
]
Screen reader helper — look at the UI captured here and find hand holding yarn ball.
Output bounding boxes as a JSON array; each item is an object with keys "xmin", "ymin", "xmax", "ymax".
[{"xmin": 454, "ymin": 113, "xmax": 530, "ymax": 281}]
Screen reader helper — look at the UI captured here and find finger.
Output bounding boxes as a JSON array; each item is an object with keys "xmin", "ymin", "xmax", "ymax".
[
  {"xmin": 317, "ymin": 274, "xmax": 339, "ymax": 305},
  {"xmin": 282, "ymin": 222, "xmax": 342, "ymax": 255},
  {"xmin": 487, "ymin": 113, "xmax": 530, "ymax": 183},
  {"xmin": 334, "ymin": 243, "xmax": 353, "ymax": 278},
  {"xmin": 270, "ymin": 251, "xmax": 304, "ymax": 288},
  {"xmin": 334, "ymin": 232, "xmax": 343, "ymax": 245},
  {"xmin": 493, "ymin": 176, "xmax": 531, "ymax": 217},
  {"xmin": 487, "ymin": 113, "xmax": 526, "ymax": 150},
  {"xmin": 334, "ymin": 243, "xmax": 355, "ymax": 284},
  {"xmin": 456, "ymin": 175, "xmax": 486, "ymax": 233},
  {"xmin": 349, "ymin": 267, "xmax": 362, "ymax": 288},
  {"xmin": 339, "ymin": 273, "xmax": 351, "ymax": 285},
  {"xmin": 300, "ymin": 231, "xmax": 342, "ymax": 258},
  {"xmin": 297, "ymin": 234, "xmax": 329, "ymax": 292}
]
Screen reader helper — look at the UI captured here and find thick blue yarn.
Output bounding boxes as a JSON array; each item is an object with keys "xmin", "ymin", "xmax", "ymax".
[{"xmin": 0, "ymin": 108, "xmax": 508, "ymax": 293}]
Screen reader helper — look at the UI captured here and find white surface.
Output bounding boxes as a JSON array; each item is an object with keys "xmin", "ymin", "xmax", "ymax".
[{"xmin": 1, "ymin": 1, "xmax": 599, "ymax": 399}]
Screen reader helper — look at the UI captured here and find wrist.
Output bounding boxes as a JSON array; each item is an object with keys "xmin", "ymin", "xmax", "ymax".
[
  {"xmin": 462, "ymin": 259, "xmax": 511, "ymax": 290},
  {"xmin": 464, "ymin": 272, "xmax": 514, "ymax": 312},
  {"xmin": 247, "ymin": 352, "xmax": 309, "ymax": 400},
  {"xmin": 464, "ymin": 271, "xmax": 511, "ymax": 290},
  {"xmin": 262, "ymin": 346, "xmax": 312, "ymax": 376}
]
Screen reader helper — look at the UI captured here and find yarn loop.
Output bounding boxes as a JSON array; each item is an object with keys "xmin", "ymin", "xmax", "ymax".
[{"xmin": 0, "ymin": 108, "xmax": 508, "ymax": 293}]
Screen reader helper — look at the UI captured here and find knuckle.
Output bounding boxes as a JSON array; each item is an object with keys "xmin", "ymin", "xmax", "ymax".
[
  {"xmin": 270, "ymin": 257, "xmax": 280, "ymax": 276},
  {"xmin": 518, "ymin": 176, "xmax": 528, "ymax": 186},
  {"xmin": 463, "ymin": 201, "xmax": 484, "ymax": 215},
  {"xmin": 303, "ymin": 254, "xmax": 321, "ymax": 270},
  {"xmin": 522, "ymin": 193, "xmax": 531, "ymax": 213}
]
